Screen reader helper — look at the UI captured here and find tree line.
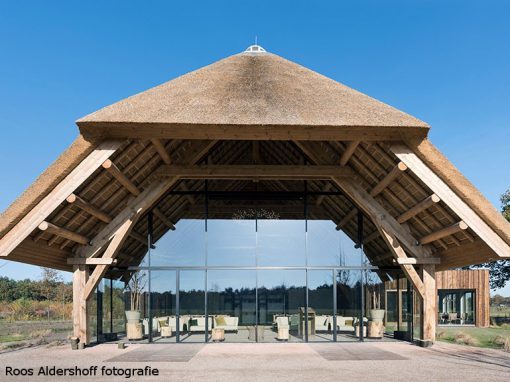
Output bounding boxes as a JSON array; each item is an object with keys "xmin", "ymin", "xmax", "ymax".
[{"xmin": 0, "ymin": 268, "xmax": 72, "ymax": 302}]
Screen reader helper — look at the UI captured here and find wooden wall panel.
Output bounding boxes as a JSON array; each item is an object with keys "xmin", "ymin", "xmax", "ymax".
[{"xmin": 436, "ymin": 269, "xmax": 490, "ymax": 327}]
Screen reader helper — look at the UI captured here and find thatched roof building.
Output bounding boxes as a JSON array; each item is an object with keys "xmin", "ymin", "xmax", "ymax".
[{"xmin": 0, "ymin": 45, "xmax": 508, "ymax": 345}]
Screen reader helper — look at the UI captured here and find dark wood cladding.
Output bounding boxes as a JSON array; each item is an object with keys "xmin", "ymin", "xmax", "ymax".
[{"xmin": 436, "ymin": 269, "xmax": 490, "ymax": 328}]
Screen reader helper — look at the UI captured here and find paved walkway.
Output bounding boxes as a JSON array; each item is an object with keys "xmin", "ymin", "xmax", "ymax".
[{"xmin": 0, "ymin": 341, "xmax": 508, "ymax": 381}]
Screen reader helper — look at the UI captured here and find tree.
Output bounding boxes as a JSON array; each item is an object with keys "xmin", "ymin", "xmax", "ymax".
[
  {"xmin": 39, "ymin": 267, "xmax": 63, "ymax": 301},
  {"xmin": 473, "ymin": 189, "xmax": 510, "ymax": 290}
]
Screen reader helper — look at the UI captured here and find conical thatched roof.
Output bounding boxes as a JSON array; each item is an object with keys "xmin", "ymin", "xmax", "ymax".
[{"xmin": 77, "ymin": 47, "xmax": 429, "ymax": 137}]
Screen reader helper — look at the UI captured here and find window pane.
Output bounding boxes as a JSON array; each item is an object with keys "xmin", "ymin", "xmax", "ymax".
[
  {"xmin": 150, "ymin": 271, "xmax": 177, "ymax": 343},
  {"xmin": 307, "ymin": 220, "xmax": 340, "ymax": 266},
  {"xmin": 207, "ymin": 219, "xmax": 256, "ymax": 266},
  {"xmin": 308, "ymin": 270, "xmax": 334, "ymax": 342},
  {"xmin": 179, "ymin": 270, "xmax": 205, "ymax": 343},
  {"xmin": 336, "ymin": 269, "xmax": 362, "ymax": 341},
  {"xmin": 257, "ymin": 270, "xmax": 306, "ymax": 342},
  {"xmin": 258, "ymin": 220, "xmax": 306, "ymax": 266},
  {"xmin": 207, "ymin": 270, "xmax": 256, "ymax": 342},
  {"xmin": 151, "ymin": 219, "xmax": 206, "ymax": 266}
]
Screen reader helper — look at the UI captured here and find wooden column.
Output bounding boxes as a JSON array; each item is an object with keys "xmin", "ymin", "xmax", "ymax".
[
  {"xmin": 420, "ymin": 264, "xmax": 436, "ymax": 346},
  {"xmin": 72, "ymin": 264, "xmax": 90, "ymax": 345}
]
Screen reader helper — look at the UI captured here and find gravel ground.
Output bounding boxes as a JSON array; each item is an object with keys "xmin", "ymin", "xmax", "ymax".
[{"xmin": 0, "ymin": 341, "xmax": 508, "ymax": 382}]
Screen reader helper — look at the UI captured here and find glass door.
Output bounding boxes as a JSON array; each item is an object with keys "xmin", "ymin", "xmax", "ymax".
[
  {"xmin": 178, "ymin": 270, "xmax": 206, "ymax": 342},
  {"xmin": 307, "ymin": 270, "xmax": 335, "ymax": 342},
  {"xmin": 257, "ymin": 270, "xmax": 306, "ymax": 342},
  {"xmin": 207, "ymin": 270, "xmax": 257, "ymax": 342}
]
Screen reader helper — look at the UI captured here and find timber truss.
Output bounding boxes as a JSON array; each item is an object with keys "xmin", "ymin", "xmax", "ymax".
[{"xmin": 1, "ymin": 138, "xmax": 509, "ymax": 344}]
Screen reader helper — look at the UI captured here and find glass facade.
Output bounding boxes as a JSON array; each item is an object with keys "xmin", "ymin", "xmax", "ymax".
[
  {"xmin": 438, "ymin": 290, "xmax": 475, "ymax": 325},
  {"xmin": 95, "ymin": 187, "xmax": 416, "ymax": 344}
]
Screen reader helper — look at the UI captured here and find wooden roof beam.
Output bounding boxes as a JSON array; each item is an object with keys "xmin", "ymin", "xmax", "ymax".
[
  {"xmin": 294, "ymin": 141, "xmax": 432, "ymax": 259},
  {"xmin": 38, "ymin": 221, "xmax": 90, "ymax": 245},
  {"xmin": 129, "ymin": 231, "xmax": 147, "ymax": 245},
  {"xmin": 392, "ymin": 144, "xmax": 510, "ymax": 258},
  {"xmin": 67, "ymin": 257, "xmax": 118, "ymax": 265},
  {"xmin": 420, "ymin": 221, "xmax": 468, "ymax": 245},
  {"xmin": 83, "ymin": 219, "xmax": 134, "ymax": 300},
  {"xmin": 66, "ymin": 193, "xmax": 112, "ymax": 224},
  {"xmin": 152, "ymin": 208, "xmax": 176, "ymax": 231},
  {"xmin": 379, "ymin": 227, "xmax": 425, "ymax": 299},
  {"xmin": 80, "ymin": 123, "xmax": 428, "ymax": 142},
  {"xmin": 155, "ymin": 164, "xmax": 353, "ymax": 180},
  {"xmin": 151, "ymin": 139, "xmax": 172, "ymax": 164},
  {"xmin": 394, "ymin": 257, "xmax": 441, "ymax": 265},
  {"xmin": 370, "ymin": 162, "xmax": 407, "ymax": 197},
  {"xmin": 397, "ymin": 194, "xmax": 441, "ymax": 224},
  {"xmin": 363, "ymin": 230, "xmax": 380, "ymax": 245},
  {"xmin": 315, "ymin": 183, "xmax": 332, "ymax": 206},
  {"xmin": 336, "ymin": 209, "xmax": 357, "ymax": 231},
  {"xmin": 0, "ymin": 140, "xmax": 122, "ymax": 257},
  {"xmin": 339, "ymin": 141, "xmax": 360, "ymax": 166},
  {"xmin": 76, "ymin": 140, "xmax": 217, "ymax": 260},
  {"xmin": 102, "ymin": 159, "xmax": 141, "ymax": 196}
]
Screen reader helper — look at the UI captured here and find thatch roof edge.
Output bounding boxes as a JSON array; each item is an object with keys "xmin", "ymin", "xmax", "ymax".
[
  {"xmin": 0, "ymin": 135, "xmax": 96, "ymax": 239},
  {"xmin": 408, "ymin": 138, "xmax": 510, "ymax": 248}
]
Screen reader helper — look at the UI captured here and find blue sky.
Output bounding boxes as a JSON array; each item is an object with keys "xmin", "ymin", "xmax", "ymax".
[{"xmin": 0, "ymin": 1, "xmax": 509, "ymax": 294}]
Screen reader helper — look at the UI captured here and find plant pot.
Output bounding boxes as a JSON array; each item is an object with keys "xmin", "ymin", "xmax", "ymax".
[
  {"xmin": 125, "ymin": 310, "xmax": 141, "ymax": 323},
  {"xmin": 369, "ymin": 309, "xmax": 385, "ymax": 323}
]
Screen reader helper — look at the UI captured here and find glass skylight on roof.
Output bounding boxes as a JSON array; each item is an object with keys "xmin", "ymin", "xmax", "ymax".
[{"xmin": 244, "ymin": 44, "xmax": 266, "ymax": 53}]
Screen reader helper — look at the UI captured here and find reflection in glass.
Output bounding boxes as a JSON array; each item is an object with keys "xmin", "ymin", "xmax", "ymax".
[
  {"xmin": 258, "ymin": 270, "xmax": 306, "ymax": 342},
  {"xmin": 150, "ymin": 271, "xmax": 177, "ymax": 343},
  {"xmin": 207, "ymin": 270, "xmax": 256, "ymax": 342},
  {"xmin": 365, "ymin": 270, "xmax": 387, "ymax": 340},
  {"xmin": 307, "ymin": 220, "xmax": 340, "ymax": 266},
  {"xmin": 151, "ymin": 219, "xmax": 206, "ymax": 266},
  {"xmin": 438, "ymin": 290, "xmax": 475, "ymax": 325},
  {"xmin": 179, "ymin": 270, "xmax": 206, "ymax": 342},
  {"xmin": 258, "ymin": 220, "xmax": 306, "ymax": 266},
  {"xmin": 308, "ymin": 270, "xmax": 334, "ymax": 342},
  {"xmin": 336, "ymin": 269, "xmax": 362, "ymax": 341},
  {"xmin": 207, "ymin": 219, "xmax": 256, "ymax": 266},
  {"xmin": 124, "ymin": 270, "xmax": 149, "ymax": 343}
]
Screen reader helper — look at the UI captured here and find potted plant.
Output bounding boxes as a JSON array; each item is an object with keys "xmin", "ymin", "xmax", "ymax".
[
  {"xmin": 369, "ymin": 285, "xmax": 385, "ymax": 323},
  {"xmin": 125, "ymin": 271, "xmax": 146, "ymax": 323}
]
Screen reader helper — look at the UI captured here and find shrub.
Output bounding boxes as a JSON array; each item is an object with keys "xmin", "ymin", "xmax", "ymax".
[
  {"xmin": 490, "ymin": 335, "xmax": 506, "ymax": 347},
  {"xmin": 453, "ymin": 331, "xmax": 479, "ymax": 346},
  {"xmin": 504, "ymin": 337, "xmax": 510, "ymax": 353}
]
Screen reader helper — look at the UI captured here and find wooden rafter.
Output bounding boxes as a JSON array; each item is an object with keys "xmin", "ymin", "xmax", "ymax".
[
  {"xmin": 150, "ymin": 139, "xmax": 172, "ymax": 164},
  {"xmin": 420, "ymin": 221, "xmax": 468, "ymax": 245},
  {"xmin": 392, "ymin": 144, "xmax": 510, "ymax": 257},
  {"xmin": 0, "ymin": 140, "xmax": 122, "ymax": 257},
  {"xmin": 38, "ymin": 221, "xmax": 90, "ymax": 245},
  {"xmin": 66, "ymin": 194, "xmax": 112, "ymax": 224},
  {"xmin": 370, "ymin": 162, "xmax": 407, "ymax": 197},
  {"xmin": 294, "ymin": 141, "xmax": 432, "ymax": 259},
  {"xmin": 102, "ymin": 159, "xmax": 140, "ymax": 196},
  {"xmin": 397, "ymin": 194, "xmax": 440, "ymax": 224},
  {"xmin": 339, "ymin": 141, "xmax": 360, "ymax": 166},
  {"xmin": 76, "ymin": 140, "xmax": 217, "ymax": 259}
]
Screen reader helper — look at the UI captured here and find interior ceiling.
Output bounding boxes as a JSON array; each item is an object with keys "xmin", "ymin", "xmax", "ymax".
[{"xmin": 21, "ymin": 138, "xmax": 480, "ymax": 279}]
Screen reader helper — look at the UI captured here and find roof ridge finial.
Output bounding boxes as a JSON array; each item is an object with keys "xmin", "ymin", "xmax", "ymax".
[{"xmin": 255, "ymin": 35, "xmax": 258, "ymax": 45}]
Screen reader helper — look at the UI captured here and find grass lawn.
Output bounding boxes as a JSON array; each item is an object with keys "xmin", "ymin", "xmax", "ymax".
[
  {"xmin": 437, "ymin": 325, "xmax": 510, "ymax": 349},
  {"xmin": 0, "ymin": 334, "xmax": 28, "ymax": 343}
]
